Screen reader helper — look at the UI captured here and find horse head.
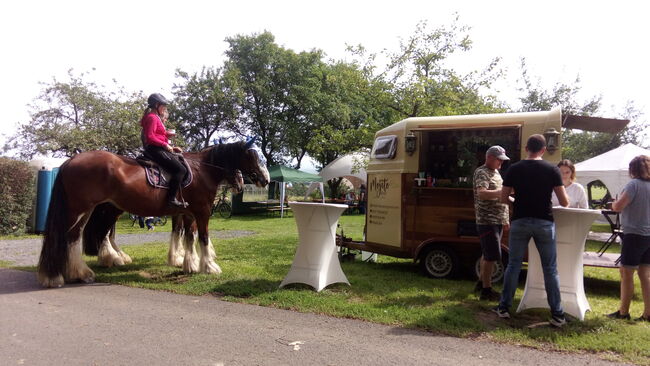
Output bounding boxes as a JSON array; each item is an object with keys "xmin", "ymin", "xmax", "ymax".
[
  {"xmin": 239, "ymin": 138, "xmax": 270, "ymax": 188},
  {"xmin": 208, "ymin": 140, "xmax": 269, "ymax": 194}
]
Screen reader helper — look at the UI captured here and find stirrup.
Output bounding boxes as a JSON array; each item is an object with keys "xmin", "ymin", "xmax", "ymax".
[{"xmin": 168, "ymin": 198, "xmax": 189, "ymax": 208}]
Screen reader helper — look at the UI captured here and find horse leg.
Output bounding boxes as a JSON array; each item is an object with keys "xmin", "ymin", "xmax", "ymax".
[
  {"xmin": 87, "ymin": 203, "xmax": 130, "ymax": 267},
  {"xmin": 167, "ymin": 214, "xmax": 186, "ymax": 267},
  {"xmin": 65, "ymin": 211, "xmax": 96, "ymax": 283},
  {"xmin": 98, "ymin": 232, "xmax": 124, "ymax": 267},
  {"xmin": 99, "ymin": 226, "xmax": 132, "ymax": 267},
  {"xmin": 197, "ymin": 216, "xmax": 221, "ymax": 274},
  {"xmin": 111, "ymin": 226, "xmax": 133, "ymax": 265},
  {"xmin": 181, "ymin": 216, "xmax": 200, "ymax": 273}
]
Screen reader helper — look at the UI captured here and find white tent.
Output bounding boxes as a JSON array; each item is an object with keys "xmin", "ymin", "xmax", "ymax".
[
  {"xmin": 575, "ymin": 143, "xmax": 650, "ymax": 196},
  {"xmin": 305, "ymin": 152, "xmax": 368, "ymax": 197},
  {"xmin": 319, "ymin": 152, "xmax": 368, "ymax": 186}
]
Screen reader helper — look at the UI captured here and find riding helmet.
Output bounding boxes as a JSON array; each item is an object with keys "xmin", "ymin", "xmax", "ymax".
[{"xmin": 147, "ymin": 93, "xmax": 170, "ymax": 108}]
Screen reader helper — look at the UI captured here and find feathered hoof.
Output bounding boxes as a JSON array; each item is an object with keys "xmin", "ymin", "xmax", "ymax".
[
  {"xmin": 200, "ymin": 260, "xmax": 222, "ymax": 274},
  {"xmin": 119, "ymin": 251, "xmax": 132, "ymax": 264},
  {"xmin": 168, "ymin": 254, "xmax": 184, "ymax": 268},
  {"xmin": 80, "ymin": 273, "xmax": 96, "ymax": 283},
  {"xmin": 37, "ymin": 272, "xmax": 64, "ymax": 288},
  {"xmin": 99, "ymin": 254, "xmax": 124, "ymax": 268},
  {"xmin": 66, "ymin": 266, "xmax": 95, "ymax": 284},
  {"xmin": 98, "ymin": 246, "xmax": 125, "ymax": 267},
  {"xmin": 182, "ymin": 256, "xmax": 200, "ymax": 274}
]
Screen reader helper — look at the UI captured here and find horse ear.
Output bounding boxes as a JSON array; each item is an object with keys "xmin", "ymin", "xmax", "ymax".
[{"xmin": 244, "ymin": 136, "xmax": 257, "ymax": 149}]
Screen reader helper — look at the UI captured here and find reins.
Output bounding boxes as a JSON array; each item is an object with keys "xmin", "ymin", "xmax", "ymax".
[{"xmin": 180, "ymin": 155, "xmax": 229, "ymax": 171}]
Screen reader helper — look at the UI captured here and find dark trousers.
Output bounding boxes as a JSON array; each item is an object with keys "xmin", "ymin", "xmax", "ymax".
[{"xmin": 145, "ymin": 145, "xmax": 187, "ymax": 201}]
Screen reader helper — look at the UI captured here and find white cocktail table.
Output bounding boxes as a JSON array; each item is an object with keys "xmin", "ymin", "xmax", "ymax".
[
  {"xmin": 517, "ymin": 207, "xmax": 601, "ymax": 320},
  {"xmin": 279, "ymin": 202, "xmax": 350, "ymax": 291}
]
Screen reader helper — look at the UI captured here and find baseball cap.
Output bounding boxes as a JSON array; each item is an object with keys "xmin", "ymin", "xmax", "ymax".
[{"xmin": 486, "ymin": 145, "xmax": 510, "ymax": 160}]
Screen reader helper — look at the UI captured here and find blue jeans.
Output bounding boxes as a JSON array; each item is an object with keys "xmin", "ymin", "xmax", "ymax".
[{"xmin": 499, "ymin": 218, "xmax": 564, "ymax": 316}]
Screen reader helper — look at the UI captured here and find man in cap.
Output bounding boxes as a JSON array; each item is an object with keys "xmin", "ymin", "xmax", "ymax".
[{"xmin": 473, "ymin": 145, "xmax": 510, "ymax": 300}]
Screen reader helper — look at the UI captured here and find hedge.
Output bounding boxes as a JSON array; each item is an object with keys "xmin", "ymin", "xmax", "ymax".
[{"xmin": 0, "ymin": 157, "xmax": 36, "ymax": 235}]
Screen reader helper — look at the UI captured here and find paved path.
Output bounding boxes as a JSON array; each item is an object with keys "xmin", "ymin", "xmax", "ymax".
[
  {"xmin": 0, "ymin": 230, "xmax": 254, "ymax": 267},
  {"xmin": 0, "ymin": 269, "xmax": 628, "ymax": 366}
]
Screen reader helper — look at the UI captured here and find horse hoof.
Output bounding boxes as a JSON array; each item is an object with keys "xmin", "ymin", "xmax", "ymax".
[
  {"xmin": 119, "ymin": 251, "xmax": 132, "ymax": 264},
  {"xmin": 81, "ymin": 275, "xmax": 96, "ymax": 284},
  {"xmin": 182, "ymin": 260, "xmax": 199, "ymax": 274},
  {"xmin": 201, "ymin": 262, "xmax": 222, "ymax": 274},
  {"xmin": 38, "ymin": 273, "xmax": 64, "ymax": 288},
  {"xmin": 99, "ymin": 256, "xmax": 124, "ymax": 268},
  {"xmin": 168, "ymin": 255, "xmax": 184, "ymax": 268}
]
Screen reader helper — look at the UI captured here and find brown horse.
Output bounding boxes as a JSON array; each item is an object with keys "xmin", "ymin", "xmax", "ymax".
[{"xmin": 38, "ymin": 141, "xmax": 269, "ymax": 287}]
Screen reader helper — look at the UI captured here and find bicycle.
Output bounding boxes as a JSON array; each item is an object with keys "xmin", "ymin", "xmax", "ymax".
[
  {"xmin": 211, "ymin": 188, "xmax": 232, "ymax": 218},
  {"xmin": 129, "ymin": 214, "xmax": 167, "ymax": 227}
]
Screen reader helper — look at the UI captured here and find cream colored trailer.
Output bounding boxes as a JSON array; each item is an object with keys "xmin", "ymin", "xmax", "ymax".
[{"xmin": 340, "ymin": 107, "xmax": 627, "ymax": 278}]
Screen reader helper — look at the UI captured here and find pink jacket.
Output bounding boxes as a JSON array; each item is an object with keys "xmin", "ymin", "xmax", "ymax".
[{"xmin": 140, "ymin": 113, "xmax": 168, "ymax": 147}]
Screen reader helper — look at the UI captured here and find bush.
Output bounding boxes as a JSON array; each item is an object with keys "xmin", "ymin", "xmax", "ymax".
[{"xmin": 0, "ymin": 158, "xmax": 35, "ymax": 235}]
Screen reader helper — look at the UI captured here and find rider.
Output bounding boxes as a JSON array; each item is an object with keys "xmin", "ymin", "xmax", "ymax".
[{"xmin": 140, "ymin": 93, "xmax": 189, "ymax": 208}]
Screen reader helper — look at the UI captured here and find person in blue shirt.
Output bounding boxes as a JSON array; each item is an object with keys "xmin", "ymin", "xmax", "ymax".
[{"xmin": 609, "ymin": 155, "xmax": 650, "ymax": 322}]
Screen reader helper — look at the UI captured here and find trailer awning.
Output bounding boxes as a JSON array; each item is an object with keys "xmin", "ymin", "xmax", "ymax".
[{"xmin": 562, "ymin": 114, "xmax": 629, "ymax": 134}]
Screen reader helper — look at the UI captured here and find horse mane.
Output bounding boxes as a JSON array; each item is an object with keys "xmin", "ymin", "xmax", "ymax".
[{"xmin": 206, "ymin": 141, "xmax": 247, "ymax": 171}]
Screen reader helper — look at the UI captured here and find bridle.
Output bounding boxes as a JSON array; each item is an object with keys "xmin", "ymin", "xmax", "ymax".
[{"xmin": 179, "ymin": 146, "xmax": 263, "ymax": 187}]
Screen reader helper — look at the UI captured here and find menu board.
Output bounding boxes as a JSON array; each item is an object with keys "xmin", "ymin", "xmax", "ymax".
[{"xmin": 366, "ymin": 173, "xmax": 401, "ymax": 247}]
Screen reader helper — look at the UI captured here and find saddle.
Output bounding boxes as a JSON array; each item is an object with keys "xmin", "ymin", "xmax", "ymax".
[{"xmin": 135, "ymin": 151, "xmax": 193, "ymax": 189}]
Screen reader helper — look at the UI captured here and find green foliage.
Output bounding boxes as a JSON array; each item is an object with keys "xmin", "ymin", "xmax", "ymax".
[
  {"xmin": 0, "ymin": 158, "xmax": 35, "ymax": 235},
  {"xmin": 307, "ymin": 61, "xmax": 393, "ymax": 168},
  {"xmin": 349, "ymin": 18, "xmax": 506, "ymax": 119},
  {"xmin": 171, "ymin": 67, "xmax": 242, "ymax": 150},
  {"xmin": 517, "ymin": 58, "xmax": 601, "ymax": 116},
  {"xmin": 7, "ymin": 20, "xmax": 645, "ymax": 170},
  {"xmin": 6, "ymin": 70, "xmax": 145, "ymax": 159},
  {"xmin": 224, "ymin": 32, "xmax": 325, "ymax": 167},
  {"xmin": 516, "ymin": 58, "xmax": 647, "ymax": 162}
]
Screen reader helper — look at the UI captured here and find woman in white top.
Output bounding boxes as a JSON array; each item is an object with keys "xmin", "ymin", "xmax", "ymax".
[{"xmin": 551, "ymin": 159, "xmax": 589, "ymax": 208}]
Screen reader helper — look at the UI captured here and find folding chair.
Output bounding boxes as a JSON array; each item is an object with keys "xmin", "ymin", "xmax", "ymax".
[{"xmin": 598, "ymin": 210, "xmax": 623, "ymax": 258}]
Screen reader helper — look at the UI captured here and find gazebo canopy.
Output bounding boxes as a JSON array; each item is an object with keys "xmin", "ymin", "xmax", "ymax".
[
  {"xmin": 319, "ymin": 152, "xmax": 367, "ymax": 187},
  {"xmin": 575, "ymin": 143, "xmax": 650, "ymax": 195},
  {"xmin": 268, "ymin": 165, "xmax": 323, "ymax": 183}
]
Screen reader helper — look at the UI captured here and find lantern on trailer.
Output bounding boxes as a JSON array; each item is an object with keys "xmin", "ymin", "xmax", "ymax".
[{"xmin": 405, "ymin": 131, "xmax": 417, "ymax": 155}]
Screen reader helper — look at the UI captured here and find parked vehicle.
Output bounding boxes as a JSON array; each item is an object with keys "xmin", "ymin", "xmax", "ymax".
[{"xmin": 338, "ymin": 107, "xmax": 628, "ymax": 281}]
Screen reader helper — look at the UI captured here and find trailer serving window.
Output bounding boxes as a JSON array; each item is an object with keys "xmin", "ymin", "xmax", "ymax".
[
  {"xmin": 371, "ymin": 135, "xmax": 398, "ymax": 159},
  {"xmin": 418, "ymin": 126, "xmax": 520, "ymax": 187}
]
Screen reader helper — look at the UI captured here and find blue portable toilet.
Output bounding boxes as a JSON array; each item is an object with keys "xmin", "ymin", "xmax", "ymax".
[{"xmin": 35, "ymin": 167, "xmax": 58, "ymax": 232}]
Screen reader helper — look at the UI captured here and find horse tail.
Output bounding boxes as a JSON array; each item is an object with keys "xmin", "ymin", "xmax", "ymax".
[
  {"xmin": 37, "ymin": 167, "xmax": 70, "ymax": 282},
  {"xmin": 83, "ymin": 203, "xmax": 120, "ymax": 256}
]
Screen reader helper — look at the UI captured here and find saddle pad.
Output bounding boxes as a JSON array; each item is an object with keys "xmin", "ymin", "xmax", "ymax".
[{"xmin": 137, "ymin": 156, "xmax": 193, "ymax": 189}]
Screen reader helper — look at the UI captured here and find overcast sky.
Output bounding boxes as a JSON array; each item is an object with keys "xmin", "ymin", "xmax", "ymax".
[{"xmin": 1, "ymin": 0, "xmax": 648, "ymax": 152}]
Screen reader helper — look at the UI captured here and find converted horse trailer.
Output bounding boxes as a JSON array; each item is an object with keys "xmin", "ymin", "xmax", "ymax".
[{"xmin": 338, "ymin": 107, "xmax": 628, "ymax": 280}]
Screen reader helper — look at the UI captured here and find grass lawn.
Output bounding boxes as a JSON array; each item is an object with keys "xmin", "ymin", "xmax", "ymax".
[{"xmin": 2, "ymin": 212, "xmax": 647, "ymax": 364}]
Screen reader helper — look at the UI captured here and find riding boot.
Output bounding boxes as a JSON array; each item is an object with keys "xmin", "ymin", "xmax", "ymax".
[{"xmin": 167, "ymin": 180, "xmax": 189, "ymax": 208}]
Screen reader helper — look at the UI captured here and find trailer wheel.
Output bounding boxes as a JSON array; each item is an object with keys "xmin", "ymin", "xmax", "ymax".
[
  {"xmin": 420, "ymin": 245, "xmax": 459, "ymax": 278},
  {"xmin": 474, "ymin": 253, "xmax": 508, "ymax": 283}
]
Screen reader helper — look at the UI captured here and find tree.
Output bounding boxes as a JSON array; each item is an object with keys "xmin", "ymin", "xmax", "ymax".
[
  {"xmin": 171, "ymin": 67, "xmax": 241, "ymax": 150},
  {"xmin": 6, "ymin": 70, "xmax": 144, "ymax": 159},
  {"xmin": 517, "ymin": 58, "xmax": 601, "ymax": 116},
  {"xmin": 305, "ymin": 61, "xmax": 395, "ymax": 197},
  {"xmin": 516, "ymin": 58, "xmax": 647, "ymax": 162},
  {"xmin": 0, "ymin": 158, "xmax": 35, "ymax": 235},
  {"xmin": 348, "ymin": 17, "xmax": 506, "ymax": 119},
  {"xmin": 224, "ymin": 32, "xmax": 326, "ymax": 167}
]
